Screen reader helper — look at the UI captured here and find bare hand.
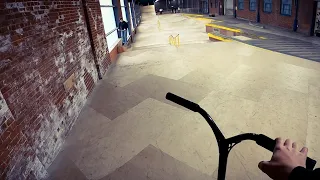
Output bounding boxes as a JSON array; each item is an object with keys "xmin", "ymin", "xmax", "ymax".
[{"xmin": 258, "ymin": 138, "xmax": 308, "ymax": 180}]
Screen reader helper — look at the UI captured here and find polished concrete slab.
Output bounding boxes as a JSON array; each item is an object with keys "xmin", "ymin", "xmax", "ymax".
[
  {"xmin": 47, "ymin": 151, "xmax": 87, "ymax": 180},
  {"xmin": 101, "ymin": 145, "xmax": 213, "ymax": 180},
  {"xmin": 88, "ymin": 82, "xmax": 146, "ymax": 120},
  {"xmin": 122, "ymin": 74, "xmax": 211, "ymax": 109},
  {"xmin": 48, "ymin": 5, "xmax": 320, "ymax": 180}
]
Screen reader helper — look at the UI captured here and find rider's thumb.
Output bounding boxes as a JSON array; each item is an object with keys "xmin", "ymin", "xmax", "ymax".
[{"xmin": 258, "ymin": 161, "xmax": 271, "ymax": 173}]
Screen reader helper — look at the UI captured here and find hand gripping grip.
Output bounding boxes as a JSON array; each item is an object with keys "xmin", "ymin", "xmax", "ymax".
[{"xmin": 256, "ymin": 134, "xmax": 317, "ymax": 170}]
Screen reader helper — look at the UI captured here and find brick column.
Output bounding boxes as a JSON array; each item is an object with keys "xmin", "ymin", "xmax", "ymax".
[{"xmin": 83, "ymin": 0, "xmax": 111, "ymax": 76}]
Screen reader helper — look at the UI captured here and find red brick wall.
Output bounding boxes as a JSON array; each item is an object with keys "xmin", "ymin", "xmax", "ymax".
[
  {"xmin": 0, "ymin": 0, "xmax": 110, "ymax": 179},
  {"xmin": 236, "ymin": 0, "xmax": 315, "ymax": 34},
  {"xmin": 109, "ymin": 43, "xmax": 120, "ymax": 62},
  {"xmin": 259, "ymin": 0, "xmax": 296, "ymax": 29},
  {"xmin": 236, "ymin": 0, "xmax": 257, "ymax": 21}
]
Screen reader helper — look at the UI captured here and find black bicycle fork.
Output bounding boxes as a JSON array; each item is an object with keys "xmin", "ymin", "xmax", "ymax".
[{"xmin": 166, "ymin": 92, "xmax": 317, "ymax": 180}]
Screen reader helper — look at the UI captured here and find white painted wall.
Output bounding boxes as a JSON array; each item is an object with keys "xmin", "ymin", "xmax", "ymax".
[
  {"xmin": 129, "ymin": 3, "xmax": 134, "ymax": 31},
  {"xmin": 100, "ymin": 0, "xmax": 113, "ymax": 5},
  {"xmin": 100, "ymin": 0, "xmax": 119, "ymax": 49}
]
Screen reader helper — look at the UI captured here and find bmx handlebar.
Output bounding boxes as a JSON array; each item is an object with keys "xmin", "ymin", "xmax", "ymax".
[
  {"xmin": 166, "ymin": 93, "xmax": 200, "ymax": 112},
  {"xmin": 166, "ymin": 92, "xmax": 317, "ymax": 170}
]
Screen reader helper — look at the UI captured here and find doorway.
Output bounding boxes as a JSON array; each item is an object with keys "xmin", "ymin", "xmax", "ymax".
[
  {"xmin": 224, "ymin": 0, "xmax": 234, "ymax": 16},
  {"xmin": 315, "ymin": 1, "xmax": 320, "ymax": 36},
  {"xmin": 200, "ymin": 0, "xmax": 209, "ymax": 14},
  {"xmin": 311, "ymin": 1, "xmax": 320, "ymax": 37}
]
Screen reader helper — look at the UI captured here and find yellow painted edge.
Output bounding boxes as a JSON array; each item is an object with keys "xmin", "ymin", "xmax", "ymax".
[
  {"xmin": 208, "ymin": 33, "xmax": 231, "ymax": 42},
  {"xmin": 259, "ymin": 36, "xmax": 267, "ymax": 40},
  {"xmin": 196, "ymin": 17, "xmax": 212, "ymax": 20},
  {"xmin": 206, "ymin": 23, "xmax": 241, "ymax": 33},
  {"xmin": 182, "ymin": 13, "xmax": 204, "ymax": 17}
]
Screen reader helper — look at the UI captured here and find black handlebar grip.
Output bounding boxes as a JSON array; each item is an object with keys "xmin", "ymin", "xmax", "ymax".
[
  {"xmin": 256, "ymin": 134, "xmax": 317, "ymax": 170},
  {"xmin": 166, "ymin": 93, "xmax": 200, "ymax": 112},
  {"xmin": 256, "ymin": 134, "xmax": 275, "ymax": 151}
]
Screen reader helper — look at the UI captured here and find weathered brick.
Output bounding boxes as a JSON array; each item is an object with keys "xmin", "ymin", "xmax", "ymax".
[{"xmin": 0, "ymin": 0, "xmax": 111, "ymax": 179}]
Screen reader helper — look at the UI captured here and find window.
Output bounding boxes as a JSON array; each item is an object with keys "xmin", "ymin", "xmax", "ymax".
[
  {"xmin": 211, "ymin": 2, "xmax": 213, "ymax": 8},
  {"xmin": 128, "ymin": 3, "xmax": 134, "ymax": 31},
  {"xmin": 120, "ymin": 0, "xmax": 129, "ymax": 38},
  {"xmin": 238, "ymin": 0, "xmax": 244, "ymax": 10},
  {"xmin": 263, "ymin": 0, "xmax": 272, "ymax": 12},
  {"xmin": 100, "ymin": 0, "xmax": 113, "ymax": 6},
  {"xmin": 249, "ymin": 0, "xmax": 256, "ymax": 11},
  {"xmin": 121, "ymin": 7, "xmax": 127, "ymax": 22},
  {"xmin": 281, "ymin": 0, "xmax": 292, "ymax": 16},
  {"xmin": 215, "ymin": 0, "xmax": 218, "ymax": 8},
  {"xmin": 100, "ymin": 0, "xmax": 118, "ymax": 50}
]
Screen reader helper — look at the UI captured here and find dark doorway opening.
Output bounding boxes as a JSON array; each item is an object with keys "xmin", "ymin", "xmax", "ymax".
[{"xmin": 311, "ymin": 1, "xmax": 320, "ymax": 37}]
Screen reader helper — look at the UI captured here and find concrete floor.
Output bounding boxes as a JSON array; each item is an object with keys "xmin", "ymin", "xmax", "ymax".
[{"xmin": 47, "ymin": 6, "xmax": 320, "ymax": 180}]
